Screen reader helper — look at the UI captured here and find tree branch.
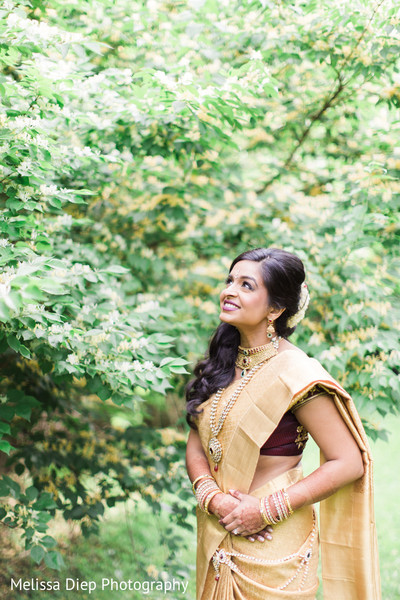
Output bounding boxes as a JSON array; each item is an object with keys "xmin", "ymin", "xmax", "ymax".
[{"xmin": 255, "ymin": 0, "xmax": 386, "ymax": 195}]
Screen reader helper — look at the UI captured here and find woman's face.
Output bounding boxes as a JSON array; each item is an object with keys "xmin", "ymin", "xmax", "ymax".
[{"xmin": 219, "ymin": 260, "xmax": 272, "ymax": 331}]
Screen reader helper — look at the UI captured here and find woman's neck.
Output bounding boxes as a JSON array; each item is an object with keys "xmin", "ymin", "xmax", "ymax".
[{"xmin": 239, "ymin": 332, "xmax": 270, "ymax": 348}]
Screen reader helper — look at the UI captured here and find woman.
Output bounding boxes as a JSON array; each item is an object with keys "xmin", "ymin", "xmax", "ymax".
[{"xmin": 185, "ymin": 248, "xmax": 380, "ymax": 600}]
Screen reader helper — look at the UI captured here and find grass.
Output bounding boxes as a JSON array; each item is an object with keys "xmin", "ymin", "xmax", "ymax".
[
  {"xmin": 1, "ymin": 499, "xmax": 196, "ymax": 600},
  {"xmin": 1, "ymin": 414, "xmax": 399, "ymax": 600}
]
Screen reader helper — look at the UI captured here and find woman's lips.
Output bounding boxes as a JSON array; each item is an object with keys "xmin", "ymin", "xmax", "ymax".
[{"xmin": 222, "ymin": 300, "xmax": 240, "ymax": 311}]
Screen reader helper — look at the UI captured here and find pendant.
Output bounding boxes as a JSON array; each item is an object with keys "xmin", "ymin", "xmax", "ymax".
[{"xmin": 208, "ymin": 436, "xmax": 223, "ymax": 466}]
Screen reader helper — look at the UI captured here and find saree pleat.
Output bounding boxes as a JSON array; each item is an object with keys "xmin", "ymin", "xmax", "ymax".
[
  {"xmin": 200, "ymin": 466, "xmax": 319, "ymax": 599},
  {"xmin": 194, "ymin": 350, "xmax": 381, "ymax": 600}
]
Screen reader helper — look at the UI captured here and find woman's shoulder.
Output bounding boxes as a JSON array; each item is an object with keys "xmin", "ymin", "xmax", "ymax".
[{"xmin": 273, "ymin": 345, "xmax": 349, "ymax": 399}]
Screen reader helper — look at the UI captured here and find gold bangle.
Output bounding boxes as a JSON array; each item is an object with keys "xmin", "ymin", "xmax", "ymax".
[
  {"xmin": 282, "ymin": 489, "xmax": 294, "ymax": 515},
  {"xmin": 192, "ymin": 474, "xmax": 214, "ymax": 495},
  {"xmin": 260, "ymin": 498, "xmax": 272, "ymax": 525},
  {"xmin": 203, "ymin": 489, "xmax": 223, "ymax": 515}
]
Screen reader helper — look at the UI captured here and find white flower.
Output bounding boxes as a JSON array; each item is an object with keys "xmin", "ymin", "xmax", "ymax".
[
  {"xmin": 66, "ymin": 353, "xmax": 79, "ymax": 365},
  {"xmin": 154, "ymin": 71, "xmax": 177, "ymax": 90},
  {"xmin": 71, "ymin": 263, "xmax": 92, "ymax": 274},
  {"xmin": 82, "ymin": 303, "xmax": 97, "ymax": 315},
  {"xmin": 6, "ymin": 13, "xmax": 19, "ymax": 27},
  {"xmin": 3, "ymin": 1, "xmax": 15, "ymax": 10},
  {"xmin": 60, "ymin": 30, "xmax": 83, "ymax": 43},
  {"xmin": 117, "ymin": 340, "xmax": 131, "ymax": 353},
  {"xmin": 309, "ymin": 333, "xmax": 325, "ymax": 346},
  {"xmin": 73, "ymin": 146, "xmax": 93, "ymax": 157},
  {"xmin": 143, "ymin": 361, "xmax": 155, "ymax": 371},
  {"xmin": 14, "ymin": 116, "xmax": 40, "ymax": 129},
  {"xmin": 136, "ymin": 300, "xmax": 160, "ymax": 313},
  {"xmin": 286, "ymin": 283, "xmax": 310, "ymax": 328},
  {"xmin": 16, "ymin": 131, "xmax": 33, "ymax": 143},
  {"xmin": 117, "ymin": 361, "xmax": 132, "ymax": 373},
  {"xmin": 0, "ymin": 283, "xmax": 11, "ymax": 299},
  {"xmin": 40, "ymin": 184, "xmax": 58, "ymax": 196},
  {"xmin": 17, "ymin": 159, "xmax": 33, "ymax": 175},
  {"xmin": 320, "ymin": 347, "xmax": 342, "ymax": 362},
  {"xmin": 249, "ymin": 50, "xmax": 263, "ymax": 60},
  {"xmin": 178, "ymin": 72, "xmax": 194, "ymax": 86},
  {"xmin": 57, "ymin": 214, "xmax": 73, "ymax": 227},
  {"xmin": 0, "ymin": 239, "xmax": 10, "ymax": 247},
  {"xmin": 132, "ymin": 360, "xmax": 144, "ymax": 372},
  {"xmin": 35, "ymin": 135, "xmax": 49, "ymax": 149}
]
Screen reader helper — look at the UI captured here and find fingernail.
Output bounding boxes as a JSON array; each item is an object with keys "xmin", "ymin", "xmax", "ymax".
[
  {"xmin": 258, "ymin": 537, "xmax": 265, "ymax": 542},
  {"xmin": 249, "ymin": 537, "xmax": 255, "ymax": 542},
  {"xmin": 267, "ymin": 534, "xmax": 272, "ymax": 540}
]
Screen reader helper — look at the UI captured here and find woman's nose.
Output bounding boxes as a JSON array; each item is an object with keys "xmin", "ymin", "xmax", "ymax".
[{"xmin": 222, "ymin": 284, "xmax": 238, "ymax": 296}]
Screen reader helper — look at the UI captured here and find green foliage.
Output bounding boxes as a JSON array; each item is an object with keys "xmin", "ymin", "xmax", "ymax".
[{"xmin": 0, "ymin": 0, "xmax": 399, "ymax": 576}]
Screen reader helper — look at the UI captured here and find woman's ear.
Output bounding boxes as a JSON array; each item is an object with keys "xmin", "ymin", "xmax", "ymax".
[{"xmin": 268, "ymin": 307, "xmax": 286, "ymax": 321}]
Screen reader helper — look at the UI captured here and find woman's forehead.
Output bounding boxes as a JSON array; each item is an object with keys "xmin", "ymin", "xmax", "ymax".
[{"xmin": 230, "ymin": 260, "xmax": 262, "ymax": 278}]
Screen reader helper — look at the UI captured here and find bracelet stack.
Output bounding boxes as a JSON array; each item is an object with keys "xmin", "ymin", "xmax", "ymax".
[
  {"xmin": 192, "ymin": 474, "xmax": 222, "ymax": 515},
  {"xmin": 260, "ymin": 488, "xmax": 294, "ymax": 526}
]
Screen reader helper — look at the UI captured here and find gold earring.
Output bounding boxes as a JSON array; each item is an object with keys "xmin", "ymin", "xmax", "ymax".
[{"xmin": 266, "ymin": 319, "xmax": 275, "ymax": 339}]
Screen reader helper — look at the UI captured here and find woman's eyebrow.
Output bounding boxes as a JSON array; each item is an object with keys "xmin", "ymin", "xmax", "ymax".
[{"xmin": 228, "ymin": 274, "xmax": 258, "ymax": 286}]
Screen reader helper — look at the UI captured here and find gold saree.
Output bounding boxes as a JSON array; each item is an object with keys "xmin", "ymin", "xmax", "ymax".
[{"xmin": 194, "ymin": 350, "xmax": 381, "ymax": 600}]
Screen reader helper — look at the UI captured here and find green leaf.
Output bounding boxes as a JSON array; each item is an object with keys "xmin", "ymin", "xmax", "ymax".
[
  {"xmin": 101, "ymin": 265, "xmax": 130, "ymax": 274},
  {"xmin": 41, "ymin": 535, "xmax": 57, "ymax": 548},
  {"xmin": 26, "ymin": 486, "xmax": 39, "ymax": 501},
  {"xmin": 44, "ymin": 551, "xmax": 65, "ymax": 571},
  {"xmin": 33, "ymin": 493, "xmax": 57, "ymax": 511},
  {"xmin": 6, "ymin": 335, "xmax": 21, "ymax": 353},
  {"xmin": 0, "ymin": 440, "xmax": 13, "ymax": 455},
  {"xmin": 0, "ymin": 422, "xmax": 11, "ymax": 434},
  {"xmin": 30, "ymin": 545, "xmax": 45, "ymax": 565},
  {"xmin": 0, "ymin": 479, "xmax": 10, "ymax": 497},
  {"xmin": 2, "ymin": 475, "xmax": 19, "ymax": 497}
]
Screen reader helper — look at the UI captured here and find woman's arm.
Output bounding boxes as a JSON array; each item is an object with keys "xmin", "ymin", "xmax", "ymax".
[
  {"xmin": 186, "ymin": 428, "xmax": 239, "ymax": 518},
  {"xmin": 285, "ymin": 394, "xmax": 364, "ymax": 507},
  {"xmin": 186, "ymin": 429, "xmax": 272, "ymax": 541},
  {"xmin": 220, "ymin": 394, "xmax": 364, "ymax": 536}
]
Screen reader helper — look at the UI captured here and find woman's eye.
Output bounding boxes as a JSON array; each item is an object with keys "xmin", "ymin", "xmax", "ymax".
[
  {"xmin": 225, "ymin": 277, "xmax": 233, "ymax": 286},
  {"xmin": 243, "ymin": 281, "xmax": 253, "ymax": 290}
]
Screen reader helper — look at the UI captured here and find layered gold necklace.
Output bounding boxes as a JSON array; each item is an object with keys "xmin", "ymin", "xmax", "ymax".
[
  {"xmin": 235, "ymin": 338, "xmax": 280, "ymax": 377},
  {"xmin": 208, "ymin": 338, "xmax": 280, "ymax": 470}
]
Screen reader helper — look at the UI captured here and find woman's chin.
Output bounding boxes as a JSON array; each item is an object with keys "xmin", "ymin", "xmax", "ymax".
[
  {"xmin": 219, "ymin": 311, "xmax": 239, "ymax": 326},
  {"xmin": 219, "ymin": 310, "xmax": 231, "ymax": 322}
]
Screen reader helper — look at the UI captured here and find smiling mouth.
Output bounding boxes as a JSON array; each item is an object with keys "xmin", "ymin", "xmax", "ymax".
[{"xmin": 222, "ymin": 301, "xmax": 240, "ymax": 310}]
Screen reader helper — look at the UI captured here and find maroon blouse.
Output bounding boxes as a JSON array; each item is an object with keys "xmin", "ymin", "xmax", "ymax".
[
  {"xmin": 258, "ymin": 385, "xmax": 329, "ymax": 456},
  {"xmin": 259, "ymin": 411, "xmax": 307, "ymax": 456}
]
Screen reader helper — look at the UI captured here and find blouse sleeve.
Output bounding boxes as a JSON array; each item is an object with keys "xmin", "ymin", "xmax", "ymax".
[{"xmin": 291, "ymin": 384, "xmax": 333, "ymax": 412}]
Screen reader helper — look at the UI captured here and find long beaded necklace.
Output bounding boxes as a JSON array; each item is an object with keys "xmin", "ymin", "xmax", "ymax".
[{"xmin": 208, "ymin": 359, "xmax": 268, "ymax": 471}]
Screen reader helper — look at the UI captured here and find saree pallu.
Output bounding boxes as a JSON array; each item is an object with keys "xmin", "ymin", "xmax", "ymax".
[{"xmin": 194, "ymin": 350, "xmax": 381, "ymax": 600}]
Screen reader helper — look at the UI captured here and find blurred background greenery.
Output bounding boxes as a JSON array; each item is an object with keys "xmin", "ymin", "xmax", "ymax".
[{"xmin": 0, "ymin": 0, "xmax": 399, "ymax": 596}]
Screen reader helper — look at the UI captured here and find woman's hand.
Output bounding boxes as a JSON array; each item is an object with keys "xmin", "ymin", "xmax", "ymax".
[
  {"xmin": 208, "ymin": 491, "xmax": 240, "ymax": 520},
  {"xmin": 210, "ymin": 491, "xmax": 272, "ymax": 542},
  {"xmin": 219, "ymin": 489, "xmax": 267, "ymax": 537}
]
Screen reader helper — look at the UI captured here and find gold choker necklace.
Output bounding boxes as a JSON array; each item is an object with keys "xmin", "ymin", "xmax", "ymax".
[{"xmin": 235, "ymin": 338, "xmax": 280, "ymax": 377}]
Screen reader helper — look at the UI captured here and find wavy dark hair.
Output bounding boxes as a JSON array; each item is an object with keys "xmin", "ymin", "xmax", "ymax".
[{"xmin": 185, "ymin": 247, "xmax": 306, "ymax": 428}]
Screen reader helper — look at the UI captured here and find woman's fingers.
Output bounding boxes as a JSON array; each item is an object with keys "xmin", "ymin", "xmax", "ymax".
[
  {"xmin": 219, "ymin": 512, "xmax": 238, "ymax": 528},
  {"xmin": 257, "ymin": 528, "xmax": 273, "ymax": 541}
]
